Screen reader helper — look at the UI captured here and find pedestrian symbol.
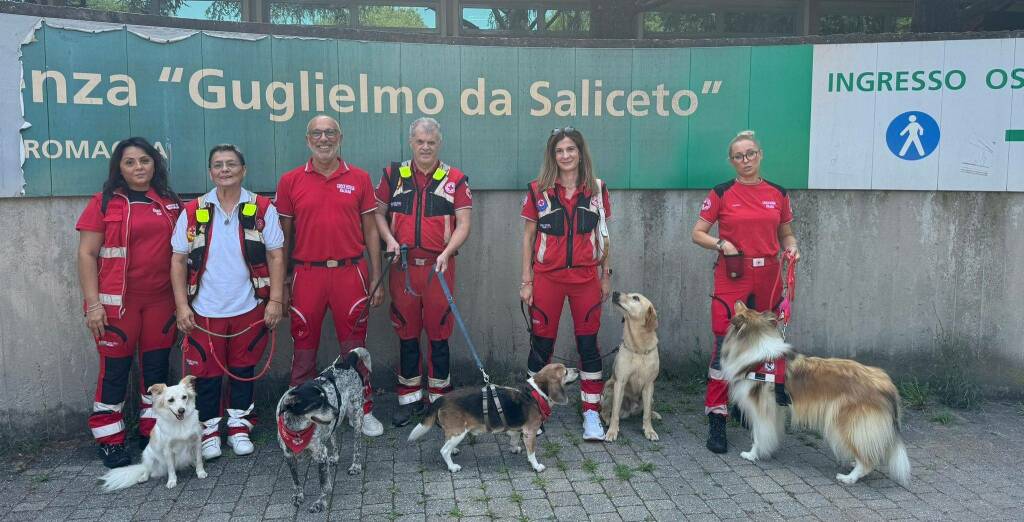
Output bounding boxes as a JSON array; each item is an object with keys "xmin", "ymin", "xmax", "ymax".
[{"xmin": 886, "ymin": 111, "xmax": 940, "ymax": 161}]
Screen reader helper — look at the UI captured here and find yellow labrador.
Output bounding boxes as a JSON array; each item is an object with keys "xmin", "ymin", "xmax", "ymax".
[{"xmin": 602, "ymin": 291, "xmax": 660, "ymax": 442}]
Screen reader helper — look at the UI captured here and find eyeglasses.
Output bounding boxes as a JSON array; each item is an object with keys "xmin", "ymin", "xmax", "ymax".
[
  {"xmin": 308, "ymin": 129, "xmax": 340, "ymax": 139},
  {"xmin": 551, "ymin": 126, "xmax": 577, "ymax": 136},
  {"xmin": 211, "ymin": 161, "xmax": 242, "ymax": 170},
  {"xmin": 730, "ymin": 150, "xmax": 760, "ymax": 163}
]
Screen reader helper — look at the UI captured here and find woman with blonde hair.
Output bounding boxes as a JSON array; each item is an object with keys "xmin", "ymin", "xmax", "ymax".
[
  {"xmin": 691, "ymin": 130, "xmax": 800, "ymax": 454},
  {"xmin": 519, "ymin": 127, "xmax": 612, "ymax": 440}
]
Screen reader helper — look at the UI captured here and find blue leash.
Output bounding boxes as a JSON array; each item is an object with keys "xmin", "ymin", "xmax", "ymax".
[{"xmin": 430, "ymin": 267, "xmax": 489, "ymax": 384}]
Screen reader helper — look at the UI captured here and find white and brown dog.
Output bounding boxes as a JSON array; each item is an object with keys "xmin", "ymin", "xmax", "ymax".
[
  {"xmin": 100, "ymin": 376, "xmax": 207, "ymax": 490},
  {"xmin": 721, "ymin": 301, "xmax": 911, "ymax": 486},
  {"xmin": 602, "ymin": 291, "xmax": 661, "ymax": 442},
  {"xmin": 408, "ymin": 363, "xmax": 578, "ymax": 473}
]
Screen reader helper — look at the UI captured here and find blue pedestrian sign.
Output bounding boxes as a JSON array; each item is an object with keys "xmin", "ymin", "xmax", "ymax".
[{"xmin": 886, "ymin": 111, "xmax": 940, "ymax": 161}]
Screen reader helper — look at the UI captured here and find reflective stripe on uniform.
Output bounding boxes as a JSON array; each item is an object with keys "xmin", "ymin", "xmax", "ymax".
[
  {"xmin": 398, "ymin": 389, "xmax": 423, "ymax": 405},
  {"xmin": 99, "ymin": 293, "xmax": 122, "ymax": 306},
  {"xmin": 91, "ymin": 420, "xmax": 125, "ymax": 438},
  {"xmin": 428, "ymin": 376, "xmax": 450, "ymax": 388},
  {"xmin": 243, "ymin": 229, "xmax": 263, "ymax": 242},
  {"xmin": 99, "ymin": 247, "xmax": 126, "ymax": 258},
  {"xmin": 580, "ymin": 391, "xmax": 602, "ymax": 404},
  {"xmin": 93, "ymin": 401, "xmax": 124, "ymax": 413},
  {"xmin": 579, "ymin": 370, "xmax": 602, "ymax": 381},
  {"xmin": 398, "ymin": 375, "xmax": 422, "ymax": 387}
]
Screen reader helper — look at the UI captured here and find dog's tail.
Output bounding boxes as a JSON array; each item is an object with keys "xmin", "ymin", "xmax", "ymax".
[
  {"xmin": 407, "ymin": 402, "xmax": 439, "ymax": 442},
  {"xmin": 887, "ymin": 439, "xmax": 912, "ymax": 488},
  {"xmin": 99, "ymin": 464, "xmax": 148, "ymax": 491}
]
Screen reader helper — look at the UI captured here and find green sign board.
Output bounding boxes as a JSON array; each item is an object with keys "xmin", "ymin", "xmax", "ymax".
[{"xmin": 14, "ymin": 19, "xmax": 811, "ymax": 196}]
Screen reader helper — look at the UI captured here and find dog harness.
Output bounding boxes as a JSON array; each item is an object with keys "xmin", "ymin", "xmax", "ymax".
[
  {"xmin": 526, "ymin": 377, "xmax": 552, "ymax": 421},
  {"xmin": 277, "ymin": 417, "xmax": 316, "ymax": 454},
  {"xmin": 745, "ymin": 357, "xmax": 786, "ymax": 384}
]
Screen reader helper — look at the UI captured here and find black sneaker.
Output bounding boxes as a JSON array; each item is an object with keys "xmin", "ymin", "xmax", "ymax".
[
  {"xmin": 98, "ymin": 443, "xmax": 131, "ymax": 468},
  {"xmin": 706, "ymin": 413, "xmax": 728, "ymax": 454},
  {"xmin": 393, "ymin": 402, "xmax": 427, "ymax": 427}
]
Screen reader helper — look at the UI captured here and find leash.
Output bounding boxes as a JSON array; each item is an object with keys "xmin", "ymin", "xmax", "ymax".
[
  {"xmin": 772, "ymin": 250, "xmax": 798, "ymax": 339},
  {"xmin": 182, "ymin": 252, "xmax": 397, "ymax": 383},
  {"xmin": 399, "ymin": 245, "xmax": 420, "ymax": 297},
  {"xmin": 518, "ymin": 301, "xmax": 619, "ymax": 364},
  {"xmin": 430, "ymin": 266, "xmax": 512, "ymax": 429}
]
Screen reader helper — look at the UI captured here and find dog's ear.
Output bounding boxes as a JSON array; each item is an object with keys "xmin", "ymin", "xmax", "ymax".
[
  {"xmin": 644, "ymin": 305, "xmax": 658, "ymax": 331},
  {"xmin": 733, "ymin": 300, "xmax": 748, "ymax": 315},
  {"xmin": 179, "ymin": 375, "xmax": 196, "ymax": 391},
  {"xmin": 763, "ymin": 311, "xmax": 779, "ymax": 326},
  {"xmin": 148, "ymin": 383, "xmax": 167, "ymax": 396}
]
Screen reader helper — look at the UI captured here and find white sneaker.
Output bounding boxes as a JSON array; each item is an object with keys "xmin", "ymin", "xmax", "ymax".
[
  {"xmin": 201, "ymin": 436, "xmax": 222, "ymax": 460},
  {"xmin": 227, "ymin": 432, "xmax": 254, "ymax": 456},
  {"xmin": 361, "ymin": 412, "xmax": 384, "ymax": 437},
  {"xmin": 582, "ymin": 410, "xmax": 606, "ymax": 441}
]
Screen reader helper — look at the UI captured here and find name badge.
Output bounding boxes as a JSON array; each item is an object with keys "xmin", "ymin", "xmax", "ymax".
[{"xmin": 752, "ymin": 258, "xmax": 765, "ymax": 267}]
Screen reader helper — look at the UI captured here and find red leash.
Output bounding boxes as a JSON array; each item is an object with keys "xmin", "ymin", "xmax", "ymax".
[
  {"xmin": 773, "ymin": 251, "xmax": 798, "ymax": 330},
  {"xmin": 179, "ymin": 306, "xmax": 306, "ymax": 382}
]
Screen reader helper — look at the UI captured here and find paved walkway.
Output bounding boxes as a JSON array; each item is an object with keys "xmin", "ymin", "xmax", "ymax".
[{"xmin": 2, "ymin": 388, "xmax": 1022, "ymax": 521}]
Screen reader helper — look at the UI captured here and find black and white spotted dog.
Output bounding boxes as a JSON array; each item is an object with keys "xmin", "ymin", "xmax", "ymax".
[{"xmin": 276, "ymin": 348, "xmax": 369, "ymax": 513}]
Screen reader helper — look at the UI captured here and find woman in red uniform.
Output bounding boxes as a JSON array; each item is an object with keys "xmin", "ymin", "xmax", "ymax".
[
  {"xmin": 520, "ymin": 127, "xmax": 612, "ymax": 441},
  {"xmin": 77, "ymin": 137, "xmax": 182, "ymax": 468},
  {"xmin": 691, "ymin": 130, "xmax": 800, "ymax": 454}
]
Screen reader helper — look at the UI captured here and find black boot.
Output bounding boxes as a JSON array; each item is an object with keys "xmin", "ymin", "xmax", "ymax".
[
  {"xmin": 98, "ymin": 443, "xmax": 131, "ymax": 468},
  {"xmin": 706, "ymin": 413, "xmax": 728, "ymax": 454}
]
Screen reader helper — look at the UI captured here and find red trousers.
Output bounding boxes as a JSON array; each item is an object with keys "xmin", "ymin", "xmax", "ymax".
[
  {"xmin": 289, "ymin": 261, "xmax": 373, "ymax": 413},
  {"xmin": 89, "ymin": 291, "xmax": 176, "ymax": 445},
  {"xmin": 183, "ymin": 304, "xmax": 268, "ymax": 424},
  {"xmin": 527, "ymin": 269, "xmax": 604, "ymax": 412},
  {"xmin": 705, "ymin": 255, "xmax": 782, "ymax": 415},
  {"xmin": 389, "ymin": 256, "xmax": 455, "ymax": 404}
]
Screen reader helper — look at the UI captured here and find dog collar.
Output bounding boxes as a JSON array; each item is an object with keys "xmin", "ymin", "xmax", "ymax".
[
  {"xmin": 526, "ymin": 378, "xmax": 552, "ymax": 421},
  {"xmin": 277, "ymin": 417, "xmax": 316, "ymax": 454}
]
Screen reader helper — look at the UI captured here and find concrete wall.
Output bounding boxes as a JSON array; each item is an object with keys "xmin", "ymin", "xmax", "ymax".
[{"xmin": 2, "ymin": 190, "xmax": 1023, "ymax": 442}]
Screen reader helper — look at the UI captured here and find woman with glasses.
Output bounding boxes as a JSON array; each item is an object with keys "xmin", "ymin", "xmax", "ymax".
[
  {"xmin": 170, "ymin": 144, "xmax": 286, "ymax": 460},
  {"xmin": 76, "ymin": 137, "xmax": 182, "ymax": 468},
  {"xmin": 691, "ymin": 130, "xmax": 800, "ymax": 454},
  {"xmin": 520, "ymin": 127, "xmax": 612, "ymax": 441}
]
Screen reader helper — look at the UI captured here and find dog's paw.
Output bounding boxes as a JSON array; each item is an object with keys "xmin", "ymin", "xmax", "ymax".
[
  {"xmin": 740, "ymin": 451, "xmax": 757, "ymax": 462},
  {"xmin": 196, "ymin": 469, "xmax": 208, "ymax": 479},
  {"xmin": 644, "ymin": 428, "xmax": 659, "ymax": 441},
  {"xmin": 292, "ymin": 493, "xmax": 305, "ymax": 507},
  {"xmin": 836, "ymin": 473, "xmax": 858, "ymax": 485},
  {"xmin": 309, "ymin": 500, "xmax": 327, "ymax": 513},
  {"xmin": 532, "ymin": 463, "xmax": 546, "ymax": 473},
  {"xmin": 165, "ymin": 479, "xmax": 177, "ymax": 489},
  {"xmin": 347, "ymin": 463, "xmax": 362, "ymax": 475},
  {"xmin": 604, "ymin": 428, "xmax": 619, "ymax": 442},
  {"xmin": 447, "ymin": 464, "xmax": 462, "ymax": 473}
]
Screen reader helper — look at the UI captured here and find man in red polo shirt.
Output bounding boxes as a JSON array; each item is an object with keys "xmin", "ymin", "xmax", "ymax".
[
  {"xmin": 374, "ymin": 117, "xmax": 472, "ymax": 427},
  {"xmin": 276, "ymin": 115, "xmax": 385, "ymax": 436}
]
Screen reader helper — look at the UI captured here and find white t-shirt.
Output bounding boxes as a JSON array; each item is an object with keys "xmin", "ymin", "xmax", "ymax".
[{"xmin": 171, "ymin": 188, "xmax": 284, "ymax": 318}]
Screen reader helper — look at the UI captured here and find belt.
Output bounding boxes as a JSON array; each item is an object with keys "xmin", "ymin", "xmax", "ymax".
[
  {"xmin": 294, "ymin": 256, "xmax": 363, "ymax": 268},
  {"xmin": 721, "ymin": 255, "xmax": 779, "ymax": 267}
]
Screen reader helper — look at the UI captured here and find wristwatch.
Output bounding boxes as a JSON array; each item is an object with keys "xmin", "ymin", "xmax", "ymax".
[{"xmin": 715, "ymin": 239, "xmax": 725, "ymax": 251}]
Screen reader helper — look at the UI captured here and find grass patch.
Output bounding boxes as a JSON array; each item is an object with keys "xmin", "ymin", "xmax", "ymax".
[
  {"xmin": 386, "ymin": 511, "xmax": 402, "ymax": 521},
  {"xmin": 387, "ymin": 484, "xmax": 399, "ymax": 495},
  {"xmin": 510, "ymin": 492, "xmax": 523, "ymax": 504},
  {"xmin": 541, "ymin": 440, "xmax": 562, "ymax": 459},
  {"xmin": 899, "ymin": 378, "xmax": 931, "ymax": 410},
  {"xmin": 929, "ymin": 410, "xmax": 954, "ymax": 424},
  {"xmin": 1017, "ymin": 402, "xmax": 1024, "ymax": 416},
  {"xmin": 581, "ymin": 458, "xmax": 598, "ymax": 474},
  {"xmin": 614, "ymin": 463, "xmax": 634, "ymax": 481},
  {"xmin": 565, "ymin": 433, "xmax": 582, "ymax": 447},
  {"xmin": 636, "ymin": 462, "xmax": 655, "ymax": 473},
  {"xmin": 556, "ymin": 459, "xmax": 568, "ymax": 472},
  {"xmin": 531, "ymin": 475, "xmax": 548, "ymax": 489},
  {"xmin": 30, "ymin": 473, "xmax": 50, "ymax": 484},
  {"xmin": 448, "ymin": 506, "xmax": 464, "ymax": 519},
  {"xmin": 590, "ymin": 475, "xmax": 606, "ymax": 484}
]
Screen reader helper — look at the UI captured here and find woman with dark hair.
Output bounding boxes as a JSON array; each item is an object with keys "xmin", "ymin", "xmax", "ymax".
[
  {"xmin": 76, "ymin": 137, "xmax": 182, "ymax": 468},
  {"xmin": 520, "ymin": 127, "xmax": 612, "ymax": 441},
  {"xmin": 691, "ymin": 130, "xmax": 800, "ymax": 454}
]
